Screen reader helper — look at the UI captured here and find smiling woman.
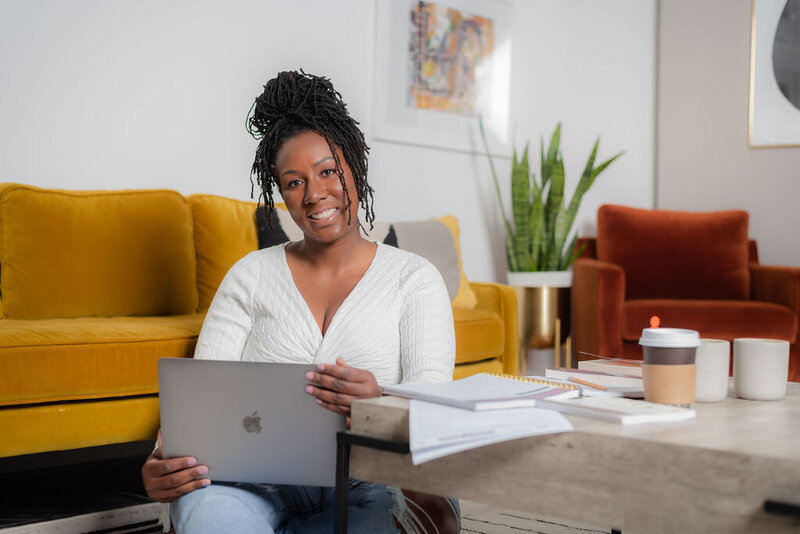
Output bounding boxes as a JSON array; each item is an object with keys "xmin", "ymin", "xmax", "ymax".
[{"xmin": 141, "ymin": 70, "xmax": 461, "ymax": 534}]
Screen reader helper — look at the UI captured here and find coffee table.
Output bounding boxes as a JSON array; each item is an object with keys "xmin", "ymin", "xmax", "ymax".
[{"xmin": 336, "ymin": 382, "xmax": 800, "ymax": 533}]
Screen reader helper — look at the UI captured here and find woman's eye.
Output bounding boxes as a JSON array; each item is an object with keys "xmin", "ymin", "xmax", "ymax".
[
  {"xmin": 321, "ymin": 168, "xmax": 336, "ymax": 177},
  {"xmin": 286, "ymin": 179, "xmax": 303, "ymax": 189}
]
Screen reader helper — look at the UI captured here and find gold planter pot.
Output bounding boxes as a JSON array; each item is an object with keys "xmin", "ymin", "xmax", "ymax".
[{"xmin": 508, "ymin": 271, "xmax": 573, "ymax": 374}]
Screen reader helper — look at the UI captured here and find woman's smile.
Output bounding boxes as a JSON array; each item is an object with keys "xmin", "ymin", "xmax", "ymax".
[{"xmin": 308, "ymin": 207, "xmax": 339, "ymax": 221}]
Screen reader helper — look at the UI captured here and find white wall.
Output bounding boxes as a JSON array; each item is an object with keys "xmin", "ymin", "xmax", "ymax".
[
  {"xmin": 0, "ymin": 0, "xmax": 656, "ymax": 282},
  {"xmin": 659, "ymin": 0, "xmax": 800, "ymax": 266}
]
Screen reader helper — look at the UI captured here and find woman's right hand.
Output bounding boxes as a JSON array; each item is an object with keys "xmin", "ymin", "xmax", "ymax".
[{"xmin": 141, "ymin": 429, "xmax": 211, "ymax": 503}]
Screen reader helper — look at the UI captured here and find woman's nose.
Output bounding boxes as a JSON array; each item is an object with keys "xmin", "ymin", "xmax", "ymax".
[{"xmin": 303, "ymin": 177, "xmax": 327, "ymax": 204}]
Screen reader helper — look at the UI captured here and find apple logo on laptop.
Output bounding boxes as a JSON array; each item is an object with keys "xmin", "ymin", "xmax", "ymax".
[{"xmin": 243, "ymin": 411, "xmax": 262, "ymax": 433}]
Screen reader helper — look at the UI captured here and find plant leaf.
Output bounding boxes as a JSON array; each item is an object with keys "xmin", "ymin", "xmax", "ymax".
[
  {"xmin": 543, "ymin": 153, "xmax": 565, "ymax": 268},
  {"xmin": 479, "ymin": 116, "xmax": 517, "ymax": 270},
  {"xmin": 511, "ymin": 144, "xmax": 531, "ymax": 270},
  {"xmin": 553, "ymin": 139, "xmax": 623, "ymax": 270},
  {"xmin": 529, "ymin": 174, "xmax": 543, "ymax": 270},
  {"xmin": 561, "ymin": 236, "xmax": 586, "ymax": 270}
]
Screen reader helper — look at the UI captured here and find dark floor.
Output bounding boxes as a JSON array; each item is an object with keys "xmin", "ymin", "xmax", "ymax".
[{"xmin": 0, "ymin": 450, "xmax": 153, "ymax": 529}]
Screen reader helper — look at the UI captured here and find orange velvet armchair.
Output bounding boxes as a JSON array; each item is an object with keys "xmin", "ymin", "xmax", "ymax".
[{"xmin": 572, "ymin": 205, "xmax": 800, "ymax": 382}]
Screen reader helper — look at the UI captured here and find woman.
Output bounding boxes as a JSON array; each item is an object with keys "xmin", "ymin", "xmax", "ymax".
[{"xmin": 142, "ymin": 71, "xmax": 460, "ymax": 533}]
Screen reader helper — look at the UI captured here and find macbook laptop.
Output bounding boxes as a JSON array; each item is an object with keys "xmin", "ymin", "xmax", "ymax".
[{"xmin": 158, "ymin": 358, "xmax": 347, "ymax": 487}]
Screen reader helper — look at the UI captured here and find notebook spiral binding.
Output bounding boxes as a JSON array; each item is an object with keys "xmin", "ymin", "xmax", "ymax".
[{"xmin": 484, "ymin": 372, "xmax": 579, "ymax": 391}]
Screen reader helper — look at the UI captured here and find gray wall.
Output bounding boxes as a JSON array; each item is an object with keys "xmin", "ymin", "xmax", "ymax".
[{"xmin": 659, "ymin": 0, "xmax": 800, "ymax": 266}]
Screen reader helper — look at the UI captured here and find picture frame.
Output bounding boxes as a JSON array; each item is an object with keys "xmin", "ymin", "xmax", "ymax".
[
  {"xmin": 749, "ymin": 0, "xmax": 800, "ymax": 147},
  {"xmin": 372, "ymin": 0, "xmax": 512, "ymax": 156}
]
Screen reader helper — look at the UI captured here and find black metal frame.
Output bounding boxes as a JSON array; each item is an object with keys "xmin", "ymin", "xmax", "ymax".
[
  {"xmin": 334, "ymin": 431, "xmax": 410, "ymax": 534},
  {"xmin": 764, "ymin": 499, "xmax": 800, "ymax": 518}
]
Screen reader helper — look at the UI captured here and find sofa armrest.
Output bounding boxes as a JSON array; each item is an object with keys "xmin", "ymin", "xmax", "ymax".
[
  {"xmin": 750, "ymin": 264, "xmax": 800, "ymax": 318},
  {"xmin": 469, "ymin": 282, "xmax": 519, "ymax": 375},
  {"xmin": 572, "ymin": 258, "xmax": 626, "ymax": 360}
]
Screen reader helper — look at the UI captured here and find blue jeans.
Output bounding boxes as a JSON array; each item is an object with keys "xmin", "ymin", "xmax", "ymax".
[{"xmin": 170, "ymin": 479, "xmax": 399, "ymax": 534}]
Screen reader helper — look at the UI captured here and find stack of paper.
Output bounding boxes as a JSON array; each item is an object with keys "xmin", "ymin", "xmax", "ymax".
[{"xmin": 409, "ymin": 400, "xmax": 574, "ymax": 464}]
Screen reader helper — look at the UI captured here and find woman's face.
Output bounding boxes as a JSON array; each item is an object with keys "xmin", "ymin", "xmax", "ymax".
[{"xmin": 274, "ymin": 130, "xmax": 359, "ymax": 245}]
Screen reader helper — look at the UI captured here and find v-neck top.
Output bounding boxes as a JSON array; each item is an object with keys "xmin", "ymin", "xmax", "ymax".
[{"xmin": 193, "ymin": 242, "xmax": 456, "ymax": 386}]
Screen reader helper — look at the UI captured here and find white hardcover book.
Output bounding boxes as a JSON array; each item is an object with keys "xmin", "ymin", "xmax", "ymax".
[
  {"xmin": 545, "ymin": 368, "xmax": 644, "ymax": 389},
  {"xmin": 578, "ymin": 358, "xmax": 644, "ymax": 377},
  {"xmin": 536, "ymin": 396, "xmax": 696, "ymax": 425},
  {"xmin": 384, "ymin": 373, "xmax": 580, "ymax": 411}
]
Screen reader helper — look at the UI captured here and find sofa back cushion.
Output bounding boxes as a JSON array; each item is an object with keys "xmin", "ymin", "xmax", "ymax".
[
  {"xmin": 0, "ymin": 184, "xmax": 198, "ymax": 319},
  {"xmin": 596, "ymin": 204, "xmax": 750, "ymax": 300},
  {"xmin": 188, "ymin": 194, "xmax": 259, "ymax": 311}
]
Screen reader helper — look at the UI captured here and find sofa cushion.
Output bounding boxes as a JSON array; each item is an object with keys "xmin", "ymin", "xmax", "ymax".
[
  {"xmin": 597, "ymin": 205, "xmax": 750, "ymax": 300},
  {"xmin": 188, "ymin": 194, "xmax": 259, "ymax": 311},
  {"xmin": 257, "ymin": 206, "xmax": 477, "ymax": 309},
  {"xmin": 0, "ymin": 396, "xmax": 160, "ymax": 458},
  {"xmin": 0, "ymin": 184, "xmax": 198, "ymax": 319},
  {"xmin": 0, "ymin": 314, "xmax": 203, "ymax": 406},
  {"xmin": 453, "ymin": 308, "xmax": 504, "ymax": 364},
  {"xmin": 622, "ymin": 299, "xmax": 797, "ymax": 343}
]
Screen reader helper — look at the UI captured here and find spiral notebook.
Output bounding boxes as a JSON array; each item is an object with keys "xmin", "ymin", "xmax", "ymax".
[{"xmin": 383, "ymin": 372, "xmax": 580, "ymax": 411}]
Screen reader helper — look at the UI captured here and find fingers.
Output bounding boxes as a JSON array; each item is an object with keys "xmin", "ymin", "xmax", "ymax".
[
  {"xmin": 314, "ymin": 396, "xmax": 353, "ymax": 416},
  {"xmin": 142, "ymin": 455, "xmax": 210, "ymax": 503},
  {"xmin": 154, "ymin": 429, "xmax": 163, "ymax": 459},
  {"xmin": 306, "ymin": 362, "xmax": 382, "ymax": 415},
  {"xmin": 306, "ymin": 363, "xmax": 370, "ymax": 393},
  {"xmin": 148, "ymin": 476, "xmax": 211, "ymax": 503},
  {"xmin": 307, "ymin": 384, "xmax": 358, "ymax": 409},
  {"xmin": 314, "ymin": 362, "xmax": 362, "ymax": 383}
]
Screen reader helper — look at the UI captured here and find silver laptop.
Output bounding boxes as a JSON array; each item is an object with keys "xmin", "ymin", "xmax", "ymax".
[{"xmin": 158, "ymin": 358, "xmax": 347, "ymax": 487}]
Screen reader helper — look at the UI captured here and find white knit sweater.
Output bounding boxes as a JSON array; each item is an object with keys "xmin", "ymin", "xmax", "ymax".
[{"xmin": 194, "ymin": 242, "xmax": 456, "ymax": 386}]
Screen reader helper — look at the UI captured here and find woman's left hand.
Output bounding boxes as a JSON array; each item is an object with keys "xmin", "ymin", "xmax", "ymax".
[{"xmin": 305, "ymin": 358, "xmax": 383, "ymax": 416}]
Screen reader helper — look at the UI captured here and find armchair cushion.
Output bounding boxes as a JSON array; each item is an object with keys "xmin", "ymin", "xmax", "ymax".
[
  {"xmin": 623, "ymin": 299, "xmax": 797, "ymax": 343},
  {"xmin": 597, "ymin": 205, "xmax": 750, "ymax": 300},
  {"xmin": 750, "ymin": 264, "xmax": 800, "ymax": 317},
  {"xmin": 452, "ymin": 308, "xmax": 504, "ymax": 364}
]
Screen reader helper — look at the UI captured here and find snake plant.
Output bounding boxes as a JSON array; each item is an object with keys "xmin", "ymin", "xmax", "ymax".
[{"xmin": 479, "ymin": 119, "xmax": 623, "ymax": 272}]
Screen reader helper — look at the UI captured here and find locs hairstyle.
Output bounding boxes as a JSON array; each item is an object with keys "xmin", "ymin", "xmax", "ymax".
[{"xmin": 246, "ymin": 70, "xmax": 374, "ymax": 228}]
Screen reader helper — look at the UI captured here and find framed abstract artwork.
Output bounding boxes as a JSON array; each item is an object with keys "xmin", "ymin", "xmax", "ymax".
[
  {"xmin": 373, "ymin": 0, "xmax": 512, "ymax": 155},
  {"xmin": 749, "ymin": 0, "xmax": 800, "ymax": 147}
]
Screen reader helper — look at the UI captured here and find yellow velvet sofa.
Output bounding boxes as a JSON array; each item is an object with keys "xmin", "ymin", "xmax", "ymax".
[{"xmin": 0, "ymin": 184, "xmax": 518, "ymax": 460}]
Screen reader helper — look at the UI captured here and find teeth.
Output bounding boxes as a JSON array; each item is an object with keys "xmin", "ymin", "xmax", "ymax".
[{"xmin": 310, "ymin": 208, "xmax": 337, "ymax": 220}]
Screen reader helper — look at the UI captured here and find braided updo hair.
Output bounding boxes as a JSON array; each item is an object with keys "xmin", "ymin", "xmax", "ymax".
[{"xmin": 247, "ymin": 70, "xmax": 374, "ymax": 228}]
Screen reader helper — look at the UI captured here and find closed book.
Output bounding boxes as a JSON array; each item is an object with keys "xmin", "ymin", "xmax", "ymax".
[
  {"xmin": 384, "ymin": 373, "xmax": 580, "ymax": 411},
  {"xmin": 536, "ymin": 396, "xmax": 696, "ymax": 425},
  {"xmin": 546, "ymin": 367, "xmax": 644, "ymax": 389},
  {"xmin": 578, "ymin": 358, "xmax": 643, "ymax": 377}
]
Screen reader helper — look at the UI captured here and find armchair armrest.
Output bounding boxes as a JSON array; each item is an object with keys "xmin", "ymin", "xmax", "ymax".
[
  {"xmin": 750, "ymin": 264, "xmax": 800, "ymax": 318},
  {"xmin": 572, "ymin": 258, "xmax": 625, "ymax": 360},
  {"xmin": 469, "ymin": 282, "xmax": 519, "ymax": 375}
]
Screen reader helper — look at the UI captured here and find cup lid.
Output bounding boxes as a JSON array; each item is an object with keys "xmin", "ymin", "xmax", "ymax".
[{"xmin": 639, "ymin": 327, "xmax": 701, "ymax": 348}]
